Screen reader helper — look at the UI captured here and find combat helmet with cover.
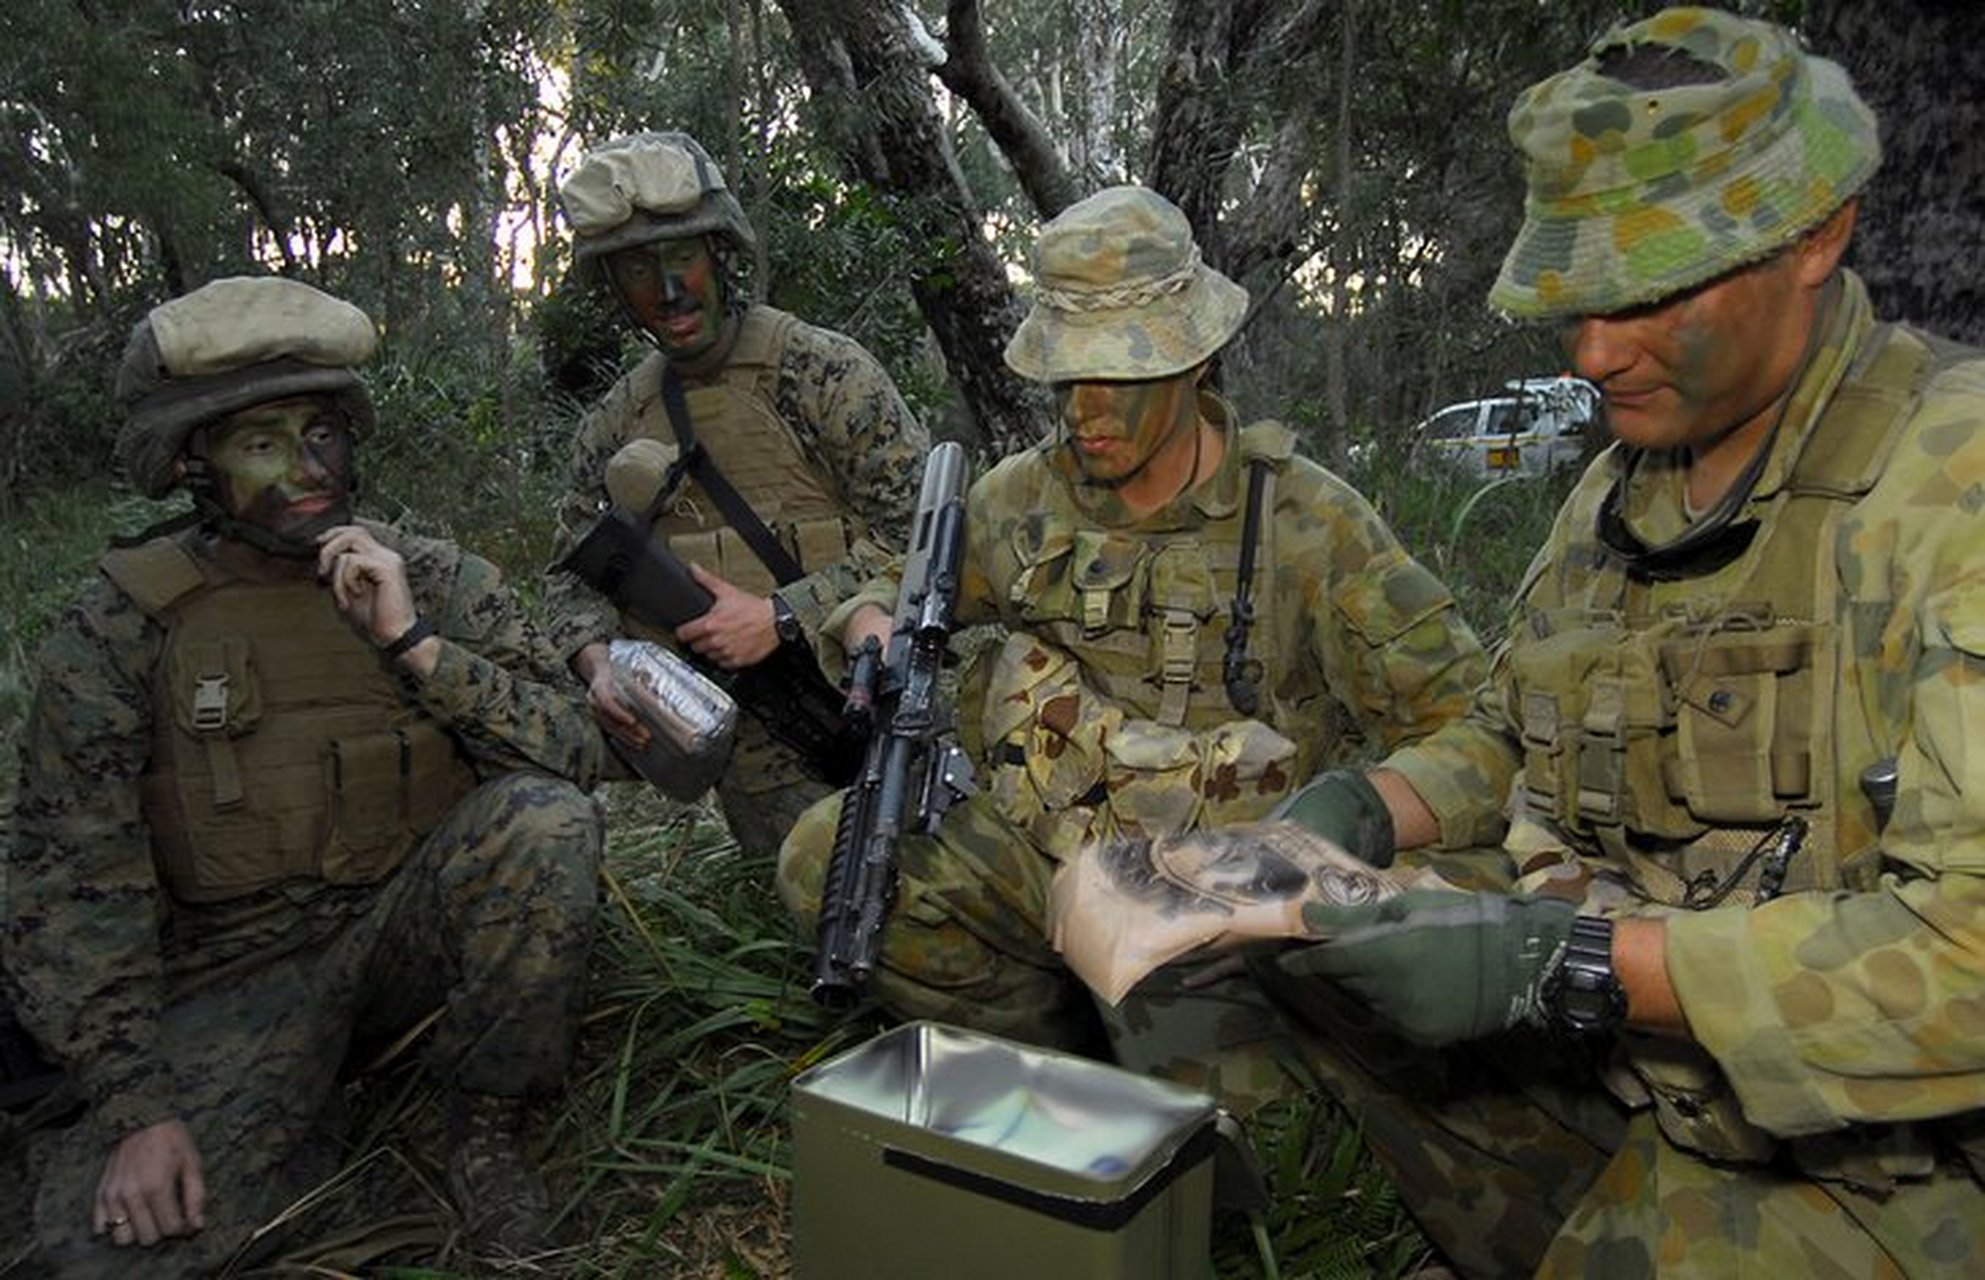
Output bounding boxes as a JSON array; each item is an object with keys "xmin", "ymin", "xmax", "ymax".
[
  {"xmin": 560, "ymin": 131, "xmax": 758, "ymax": 273},
  {"xmin": 1005, "ymin": 185, "xmax": 1248, "ymax": 383},
  {"xmin": 115, "ymin": 276, "xmax": 378, "ymax": 501},
  {"xmin": 1491, "ymin": 5, "xmax": 1880, "ymax": 320}
]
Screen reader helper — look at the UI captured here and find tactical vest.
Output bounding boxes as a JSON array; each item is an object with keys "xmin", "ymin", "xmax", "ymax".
[
  {"xmin": 615, "ymin": 307, "xmax": 863, "ymax": 600},
  {"xmin": 1511, "ymin": 327, "xmax": 1983, "ymax": 1182},
  {"xmin": 102, "ymin": 536, "xmax": 478, "ymax": 904},
  {"xmin": 979, "ymin": 422, "xmax": 1311, "ymax": 857},
  {"xmin": 1508, "ymin": 324, "xmax": 1954, "ymax": 906}
]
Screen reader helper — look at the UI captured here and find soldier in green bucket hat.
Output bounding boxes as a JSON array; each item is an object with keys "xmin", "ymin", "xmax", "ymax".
[
  {"xmin": 775, "ymin": 184, "xmax": 1489, "ymax": 1106},
  {"xmin": 1062, "ymin": 8, "xmax": 1985, "ymax": 1275}
]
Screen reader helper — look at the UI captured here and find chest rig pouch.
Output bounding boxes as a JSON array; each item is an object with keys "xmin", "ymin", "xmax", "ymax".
[
  {"xmin": 979, "ymin": 431, "xmax": 1303, "ymax": 859},
  {"xmin": 105, "ymin": 536, "xmax": 477, "ymax": 904},
  {"xmin": 1511, "ymin": 604, "xmax": 1824, "ymax": 856}
]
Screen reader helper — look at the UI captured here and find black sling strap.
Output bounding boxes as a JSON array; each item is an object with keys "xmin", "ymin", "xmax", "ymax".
[
  {"xmin": 1222, "ymin": 456, "xmax": 1272, "ymax": 716},
  {"xmin": 654, "ymin": 363, "xmax": 806, "ymax": 586}
]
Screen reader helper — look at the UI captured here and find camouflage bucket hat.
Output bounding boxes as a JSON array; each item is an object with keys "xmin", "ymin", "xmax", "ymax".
[
  {"xmin": 1491, "ymin": 6, "xmax": 1880, "ymax": 320},
  {"xmin": 115, "ymin": 276, "xmax": 378, "ymax": 498},
  {"xmin": 560, "ymin": 130, "xmax": 758, "ymax": 263},
  {"xmin": 1005, "ymin": 185, "xmax": 1249, "ymax": 383}
]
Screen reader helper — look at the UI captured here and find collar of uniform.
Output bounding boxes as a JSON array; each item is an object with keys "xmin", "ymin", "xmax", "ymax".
[
  {"xmin": 1608, "ymin": 270, "xmax": 1873, "ymax": 537},
  {"xmin": 1054, "ymin": 390, "xmax": 1241, "ymax": 529},
  {"xmin": 1746, "ymin": 269, "xmax": 1873, "ymax": 503}
]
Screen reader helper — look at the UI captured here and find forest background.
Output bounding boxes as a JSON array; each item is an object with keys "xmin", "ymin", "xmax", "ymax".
[{"xmin": 2, "ymin": 0, "xmax": 1980, "ymax": 1276}]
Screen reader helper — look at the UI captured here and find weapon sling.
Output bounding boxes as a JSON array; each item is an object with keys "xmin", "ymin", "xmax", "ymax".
[{"xmin": 656, "ymin": 364, "xmax": 807, "ymax": 585}]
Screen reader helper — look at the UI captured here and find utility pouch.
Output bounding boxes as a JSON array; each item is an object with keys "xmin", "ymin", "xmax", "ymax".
[
  {"xmin": 1660, "ymin": 624, "xmax": 1818, "ymax": 824},
  {"xmin": 320, "ymin": 720, "xmax": 462, "ymax": 884},
  {"xmin": 166, "ymin": 636, "xmax": 264, "ymax": 811},
  {"xmin": 1614, "ymin": 1033, "xmax": 1777, "ymax": 1164}
]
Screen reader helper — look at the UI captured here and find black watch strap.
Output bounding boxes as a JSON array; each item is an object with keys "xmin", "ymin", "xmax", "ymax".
[
  {"xmin": 771, "ymin": 593, "xmax": 804, "ymax": 646},
  {"xmin": 1544, "ymin": 915, "xmax": 1627, "ymax": 1037}
]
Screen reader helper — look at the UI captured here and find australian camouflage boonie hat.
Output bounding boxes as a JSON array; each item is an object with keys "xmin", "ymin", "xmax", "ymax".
[
  {"xmin": 559, "ymin": 130, "xmax": 758, "ymax": 264},
  {"xmin": 1490, "ymin": 6, "xmax": 1880, "ymax": 320},
  {"xmin": 1005, "ymin": 185, "xmax": 1250, "ymax": 383},
  {"xmin": 115, "ymin": 276, "xmax": 378, "ymax": 499}
]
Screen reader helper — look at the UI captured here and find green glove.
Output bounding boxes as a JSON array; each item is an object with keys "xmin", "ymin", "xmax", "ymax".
[
  {"xmin": 1271, "ymin": 769, "xmax": 1396, "ymax": 866},
  {"xmin": 1278, "ymin": 889, "xmax": 1575, "ymax": 1046}
]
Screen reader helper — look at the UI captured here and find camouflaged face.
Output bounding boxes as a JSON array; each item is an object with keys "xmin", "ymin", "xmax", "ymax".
[
  {"xmin": 1005, "ymin": 185, "xmax": 1249, "ymax": 382},
  {"xmin": 115, "ymin": 277, "xmax": 379, "ymax": 498},
  {"xmin": 560, "ymin": 130, "xmax": 758, "ymax": 262},
  {"xmin": 1491, "ymin": 6, "xmax": 1880, "ymax": 319}
]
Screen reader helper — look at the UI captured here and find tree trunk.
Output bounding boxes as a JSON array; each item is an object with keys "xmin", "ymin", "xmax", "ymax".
[
  {"xmin": 1805, "ymin": 0, "xmax": 1985, "ymax": 345},
  {"xmin": 777, "ymin": 0, "xmax": 1050, "ymax": 457}
]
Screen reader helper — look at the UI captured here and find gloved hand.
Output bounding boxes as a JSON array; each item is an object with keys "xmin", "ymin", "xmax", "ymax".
[
  {"xmin": 1278, "ymin": 889, "xmax": 1576, "ymax": 1046},
  {"xmin": 1270, "ymin": 769, "xmax": 1396, "ymax": 866}
]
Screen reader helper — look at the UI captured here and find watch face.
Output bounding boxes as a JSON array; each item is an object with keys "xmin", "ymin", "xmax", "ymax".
[
  {"xmin": 1547, "ymin": 916, "xmax": 1626, "ymax": 1036},
  {"xmin": 773, "ymin": 598, "xmax": 802, "ymax": 644}
]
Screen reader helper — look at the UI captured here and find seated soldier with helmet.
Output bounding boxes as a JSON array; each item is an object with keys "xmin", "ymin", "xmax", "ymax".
[{"xmin": 3, "ymin": 276, "xmax": 606, "ymax": 1274}]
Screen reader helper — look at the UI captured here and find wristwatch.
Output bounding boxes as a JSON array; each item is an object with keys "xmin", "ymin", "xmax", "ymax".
[
  {"xmin": 771, "ymin": 593, "xmax": 805, "ymax": 647},
  {"xmin": 1542, "ymin": 915, "xmax": 1627, "ymax": 1037}
]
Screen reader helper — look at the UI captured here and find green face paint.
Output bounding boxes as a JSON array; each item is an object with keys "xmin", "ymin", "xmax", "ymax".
[
  {"xmin": 606, "ymin": 236, "xmax": 727, "ymax": 361},
  {"xmin": 201, "ymin": 396, "xmax": 354, "ymax": 542},
  {"xmin": 1056, "ymin": 370, "xmax": 1201, "ymax": 490}
]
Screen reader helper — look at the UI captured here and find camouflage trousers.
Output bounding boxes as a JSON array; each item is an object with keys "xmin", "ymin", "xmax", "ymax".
[
  {"xmin": 718, "ymin": 765, "xmax": 833, "ymax": 866},
  {"xmin": 26, "ymin": 772, "xmax": 602, "ymax": 1279},
  {"xmin": 777, "ymin": 789, "xmax": 1319, "ymax": 1110},
  {"xmin": 1259, "ymin": 919, "xmax": 1985, "ymax": 1277}
]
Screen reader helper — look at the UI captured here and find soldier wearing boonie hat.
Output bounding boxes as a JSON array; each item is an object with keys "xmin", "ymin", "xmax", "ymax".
[
  {"xmin": 8, "ymin": 275, "xmax": 607, "ymax": 1270},
  {"xmin": 544, "ymin": 129, "xmax": 931, "ymax": 865},
  {"xmin": 774, "ymin": 184, "xmax": 1488, "ymax": 1109},
  {"xmin": 1206, "ymin": 8, "xmax": 1985, "ymax": 1276}
]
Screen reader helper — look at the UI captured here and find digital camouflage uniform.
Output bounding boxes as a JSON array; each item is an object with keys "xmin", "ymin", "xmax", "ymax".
[
  {"xmin": 779, "ymin": 187, "xmax": 1487, "ymax": 1103},
  {"xmin": 1268, "ymin": 11, "xmax": 1985, "ymax": 1276},
  {"xmin": 2, "ymin": 280, "xmax": 606, "ymax": 1277},
  {"xmin": 544, "ymin": 131, "xmax": 929, "ymax": 861}
]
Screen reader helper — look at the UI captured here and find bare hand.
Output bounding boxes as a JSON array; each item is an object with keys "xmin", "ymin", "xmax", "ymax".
[
  {"xmin": 577, "ymin": 643, "xmax": 652, "ymax": 749},
  {"xmin": 674, "ymin": 564, "xmax": 777, "ymax": 670},
  {"xmin": 95, "ymin": 1119, "xmax": 206, "ymax": 1247},
  {"xmin": 315, "ymin": 525, "xmax": 417, "ymax": 645},
  {"xmin": 841, "ymin": 604, "xmax": 893, "ymax": 656}
]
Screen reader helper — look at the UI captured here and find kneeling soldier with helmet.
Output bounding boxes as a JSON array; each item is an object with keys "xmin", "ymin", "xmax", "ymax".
[{"xmin": 3, "ymin": 276, "xmax": 607, "ymax": 1274}]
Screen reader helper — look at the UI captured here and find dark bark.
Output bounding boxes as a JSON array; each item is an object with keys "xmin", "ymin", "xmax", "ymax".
[
  {"xmin": 1805, "ymin": 0, "xmax": 1985, "ymax": 345},
  {"xmin": 1146, "ymin": 0, "xmax": 1327, "ymax": 274},
  {"xmin": 777, "ymin": 0, "xmax": 1050, "ymax": 457},
  {"xmin": 935, "ymin": 0, "xmax": 1082, "ymax": 219}
]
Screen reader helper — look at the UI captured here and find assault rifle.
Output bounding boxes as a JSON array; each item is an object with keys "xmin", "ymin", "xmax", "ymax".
[
  {"xmin": 811, "ymin": 441, "xmax": 976, "ymax": 1008},
  {"xmin": 558, "ymin": 508, "xmax": 868, "ymax": 787}
]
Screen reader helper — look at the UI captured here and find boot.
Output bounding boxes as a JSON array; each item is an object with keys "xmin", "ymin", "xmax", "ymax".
[{"xmin": 443, "ymin": 1091, "xmax": 554, "ymax": 1258}]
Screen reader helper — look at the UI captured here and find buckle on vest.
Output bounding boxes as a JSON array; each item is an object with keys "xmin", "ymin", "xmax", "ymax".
[{"xmin": 192, "ymin": 674, "xmax": 230, "ymax": 733}]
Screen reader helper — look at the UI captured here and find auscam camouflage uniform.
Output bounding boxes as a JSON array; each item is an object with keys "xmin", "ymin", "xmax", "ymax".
[
  {"xmin": 545, "ymin": 131, "xmax": 929, "ymax": 861},
  {"xmin": 779, "ymin": 187, "xmax": 1487, "ymax": 1099},
  {"xmin": 1268, "ymin": 10, "xmax": 1985, "ymax": 1276},
  {"xmin": 3, "ymin": 278, "xmax": 606, "ymax": 1277}
]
